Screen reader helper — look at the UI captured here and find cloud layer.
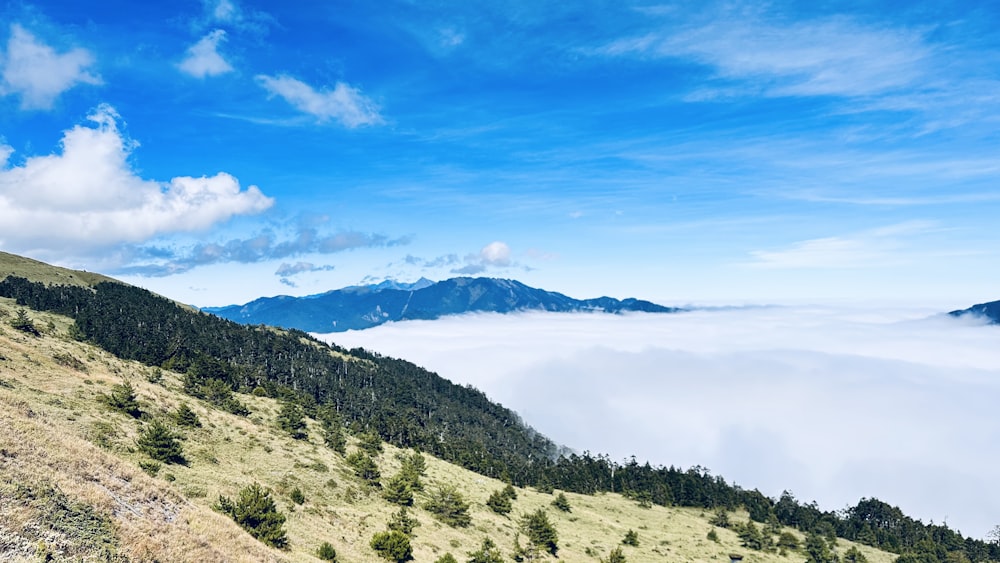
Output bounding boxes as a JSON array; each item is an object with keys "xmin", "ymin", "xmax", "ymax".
[
  {"xmin": 0, "ymin": 105, "xmax": 272, "ymax": 255},
  {"xmin": 324, "ymin": 307, "xmax": 1000, "ymax": 539}
]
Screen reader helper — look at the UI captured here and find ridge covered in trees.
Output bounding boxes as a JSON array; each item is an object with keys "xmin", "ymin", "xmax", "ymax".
[{"xmin": 1, "ymin": 272, "xmax": 996, "ymax": 562}]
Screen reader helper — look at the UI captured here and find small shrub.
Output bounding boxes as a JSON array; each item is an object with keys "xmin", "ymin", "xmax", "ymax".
[
  {"xmin": 707, "ymin": 529, "xmax": 720, "ymax": 543},
  {"xmin": 370, "ymin": 530, "xmax": 412, "ymax": 562},
  {"xmin": 138, "ymin": 460, "xmax": 161, "ymax": 477},
  {"xmin": 709, "ymin": 508, "xmax": 731, "ymax": 529},
  {"xmin": 434, "ymin": 554, "xmax": 457, "ymax": 563},
  {"xmin": 622, "ymin": 529, "xmax": 639, "ymax": 547},
  {"xmin": 603, "ymin": 546, "xmax": 627, "ymax": 563},
  {"xmin": 317, "ymin": 541, "xmax": 338, "ymax": 561},
  {"xmin": 552, "ymin": 492, "xmax": 571, "ymax": 512},
  {"xmin": 289, "ymin": 486, "xmax": 305, "ymax": 505}
]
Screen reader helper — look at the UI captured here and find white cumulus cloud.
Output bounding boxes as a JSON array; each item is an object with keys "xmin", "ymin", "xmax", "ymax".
[
  {"xmin": 179, "ymin": 29, "xmax": 233, "ymax": 78},
  {"xmin": 256, "ymin": 74, "xmax": 383, "ymax": 127},
  {"xmin": 0, "ymin": 24, "xmax": 100, "ymax": 109},
  {"xmin": 0, "ymin": 105, "xmax": 273, "ymax": 256}
]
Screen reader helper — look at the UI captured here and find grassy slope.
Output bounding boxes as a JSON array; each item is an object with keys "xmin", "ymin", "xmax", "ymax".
[{"xmin": 0, "ymin": 298, "xmax": 896, "ymax": 563}]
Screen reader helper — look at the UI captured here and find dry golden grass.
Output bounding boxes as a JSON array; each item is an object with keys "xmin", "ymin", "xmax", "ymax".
[{"xmin": 0, "ymin": 299, "xmax": 897, "ymax": 563}]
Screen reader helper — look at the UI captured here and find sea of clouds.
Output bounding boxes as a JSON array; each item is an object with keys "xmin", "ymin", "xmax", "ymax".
[{"xmin": 319, "ymin": 306, "xmax": 1000, "ymax": 539}]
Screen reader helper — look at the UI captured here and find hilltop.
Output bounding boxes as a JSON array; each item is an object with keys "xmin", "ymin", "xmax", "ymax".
[{"xmin": 203, "ymin": 277, "xmax": 681, "ymax": 333}]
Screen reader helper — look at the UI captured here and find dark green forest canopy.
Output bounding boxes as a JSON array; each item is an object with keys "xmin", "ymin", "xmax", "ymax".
[{"xmin": 2, "ymin": 274, "xmax": 997, "ymax": 563}]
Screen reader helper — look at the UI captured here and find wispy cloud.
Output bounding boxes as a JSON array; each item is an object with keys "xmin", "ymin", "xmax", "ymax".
[
  {"xmin": 0, "ymin": 105, "xmax": 271, "ymax": 256},
  {"xmin": 0, "ymin": 24, "xmax": 100, "ymax": 109},
  {"xmin": 118, "ymin": 227, "xmax": 409, "ymax": 277},
  {"xmin": 747, "ymin": 222, "xmax": 940, "ymax": 269},
  {"xmin": 599, "ymin": 12, "xmax": 929, "ymax": 99},
  {"xmin": 324, "ymin": 307, "xmax": 1000, "ymax": 539},
  {"xmin": 256, "ymin": 74, "xmax": 383, "ymax": 127},
  {"xmin": 178, "ymin": 29, "xmax": 233, "ymax": 78}
]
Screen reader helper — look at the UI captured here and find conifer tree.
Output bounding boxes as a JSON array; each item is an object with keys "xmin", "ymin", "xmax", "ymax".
[
  {"xmin": 521, "ymin": 509, "xmax": 558, "ymax": 556},
  {"xmin": 552, "ymin": 492, "xmax": 571, "ymax": 512},
  {"xmin": 101, "ymin": 379, "xmax": 142, "ymax": 418},
  {"xmin": 424, "ymin": 484, "xmax": 471, "ymax": 527},
  {"xmin": 217, "ymin": 483, "xmax": 287, "ymax": 549},
  {"xmin": 487, "ymin": 489, "xmax": 512, "ymax": 515},
  {"xmin": 383, "ymin": 473, "xmax": 414, "ymax": 506},
  {"xmin": 387, "ymin": 507, "xmax": 419, "ymax": 537},
  {"xmin": 276, "ymin": 401, "xmax": 307, "ymax": 440},
  {"xmin": 370, "ymin": 530, "xmax": 411, "ymax": 562},
  {"xmin": 622, "ymin": 529, "xmax": 639, "ymax": 547},
  {"xmin": 467, "ymin": 538, "xmax": 503, "ymax": 563},
  {"xmin": 10, "ymin": 309, "xmax": 40, "ymax": 336},
  {"xmin": 174, "ymin": 403, "xmax": 201, "ymax": 427},
  {"xmin": 136, "ymin": 419, "xmax": 184, "ymax": 464},
  {"xmin": 318, "ymin": 404, "xmax": 346, "ymax": 454},
  {"xmin": 346, "ymin": 452, "xmax": 381, "ymax": 485}
]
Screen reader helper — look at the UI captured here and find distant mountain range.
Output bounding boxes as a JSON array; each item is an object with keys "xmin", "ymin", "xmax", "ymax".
[
  {"xmin": 203, "ymin": 277, "xmax": 682, "ymax": 332},
  {"xmin": 949, "ymin": 299, "xmax": 1000, "ymax": 324}
]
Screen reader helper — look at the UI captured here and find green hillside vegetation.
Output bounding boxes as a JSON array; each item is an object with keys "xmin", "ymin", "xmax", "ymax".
[
  {"xmin": 0, "ymin": 254, "xmax": 996, "ymax": 562},
  {"xmin": 0, "ymin": 297, "xmax": 897, "ymax": 561}
]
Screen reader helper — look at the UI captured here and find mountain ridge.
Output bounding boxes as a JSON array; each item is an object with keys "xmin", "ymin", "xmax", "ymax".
[
  {"xmin": 204, "ymin": 277, "xmax": 682, "ymax": 332},
  {"xmin": 948, "ymin": 299, "xmax": 1000, "ymax": 324}
]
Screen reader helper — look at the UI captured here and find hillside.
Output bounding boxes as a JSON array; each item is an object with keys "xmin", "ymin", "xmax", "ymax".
[
  {"xmin": 0, "ymin": 297, "xmax": 897, "ymax": 562},
  {"xmin": 1, "ymin": 252, "xmax": 996, "ymax": 563},
  {"xmin": 204, "ymin": 277, "xmax": 681, "ymax": 332}
]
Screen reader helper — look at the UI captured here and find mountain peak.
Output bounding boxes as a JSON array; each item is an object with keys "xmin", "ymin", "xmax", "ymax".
[{"xmin": 205, "ymin": 277, "xmax": 681, "ymax": 332}]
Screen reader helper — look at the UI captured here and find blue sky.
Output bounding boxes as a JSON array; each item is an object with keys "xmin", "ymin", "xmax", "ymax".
[{"xmin": 2, "ymin": 0, "xmax": 999, "ymax": 307}]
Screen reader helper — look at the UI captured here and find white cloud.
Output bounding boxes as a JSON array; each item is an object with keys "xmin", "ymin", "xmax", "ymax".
[
  {"xmin": 324, "ymin": 307, "xmax": 1000, "ymax": 539},
  {"xmin": 0, "ymin": 105, "xmax": 273, "ymax": 255},
  {"xmin": 211, "ymin": 0, "xmax": 238, "ymax": 23},
  {"xmin": 179, "ymin": 29, "xmax": 233, "ymax": 78},
  {"xmin": 256, "ymin": 74, "xmax": 383, "ymax": 127},
  {"xmin": 0, "ymin": 24, "xmax": 100, "ymax": 109},
  {"xmin": 600, "ymin": 13, "xmax": 929, "ymax": 99},
  {"xmin": 747, "ymin": 222, "xmax": 938, "ymax": 269},
  {"xmin": 452, "ymin": 241, "xmax": 514, "ymax": 275}
]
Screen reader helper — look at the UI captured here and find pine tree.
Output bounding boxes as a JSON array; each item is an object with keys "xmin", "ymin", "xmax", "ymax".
[
  {"xmin": 101, "ymin": 380, "xmax": 142, "ymax": 418},
  {"xmin": 358, "ymin": 430, "xmax": 383, "ymax": 455},
  {"xmin": 552, "ymin": 492, "xmax": 571, "ymax": 512},
  {"xmin": 217, "ymin": 483, "xmax": 287, "ymax": 548},
  {"xmin": 276, "ymin": 401, "xmax": 307, "ymax": 440},
  {"xmin": 10, "ymin": 309, "xmax": 40, "ymax": 336},
  {"xmin": 387, "ymin": 507, "xmax": 419, "ymax": 537},
  {"xmin": 346, "ymin": 452, "xmax": 381, "ymax": 485},
  {"xmin": 467, "ymin": 538, "xmax": 503, "ymax": 563},
  {"xmin": 317, "ymin": 542, "xmax": 338, "ymax": 561},
  {"xmin": 622, "ymin": 529, "xmax": 639, "ymax": 547},
  {"xmin": 739, "ymin": 520, "xmax": 765, "ymax": 550},
  {"xmin": 487, "ymin": 489, "xmax": 512, "ymax": 515},
  {"xmin": 370, "ymin": 530, "xmax": 412, "ymax": 562},
  {"xmin": 318, "ymin": 404, "xmax": 346, "ymax": 454},
  {"xmin": 434, "ymin": 554, "xmax": 457, "ymax": 563},
  {"xmin": 424, "ymin": 484, "xmax": 471, "ymax": 527},
  {"xmin": 521, "ymin": 509, "xmax": 558, "ymax": 556},
  {"xmin": 136, "ymin": 419, "xmax": 184, "ymax": 464},
  {"xmin": 383, "ymin": 473, "xmax": 414, "ymax": 506},
  {"xmin": 174, "ymin": 403, "xmax": 201, "ymax": 427}
]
